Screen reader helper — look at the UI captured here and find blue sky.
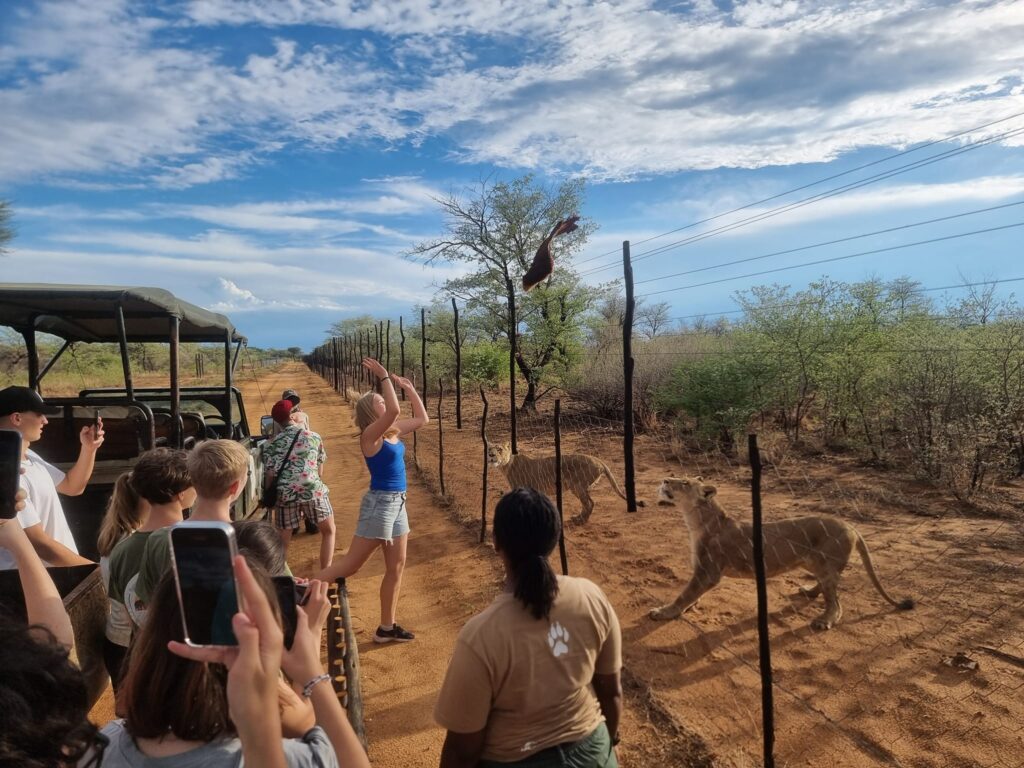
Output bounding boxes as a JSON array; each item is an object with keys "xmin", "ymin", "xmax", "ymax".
[{"xmin": 1, "ymin": 0, "xmax": 1023, "ymax": 350}]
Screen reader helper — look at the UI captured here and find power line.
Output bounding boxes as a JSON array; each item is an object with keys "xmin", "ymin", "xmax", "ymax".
[
  {"xmin": 665, "ymin": 276, "xmax": 1024, "ymax": 322},
  {"xmin": 573, "ymin": 109, "xmax": 1024, "ymax": 268},
  {"xmin": 580, "ymin": 122, "xmax": 1024, "ymax": 278},
  {"xmin": 633, "ymin": 200, "xmax": 1024, "ymax": 286},
  {"xmin": 636, "ymin": 222, "xmax": 1024, "ymax": 298}
]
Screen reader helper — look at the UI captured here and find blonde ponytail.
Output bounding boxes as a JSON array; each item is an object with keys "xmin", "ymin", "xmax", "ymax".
[{"xmin": 97, "ymin": 472, "xmax": 144, "ymax": 557}]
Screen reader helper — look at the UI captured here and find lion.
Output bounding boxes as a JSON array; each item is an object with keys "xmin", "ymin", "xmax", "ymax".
[
  {"xmin": 650, "ymin": 476, "xmax": 914, "ymax": 630},
  {"xmin": 487, "ymin": 441, "xmax": 634, "ymax": 523}
]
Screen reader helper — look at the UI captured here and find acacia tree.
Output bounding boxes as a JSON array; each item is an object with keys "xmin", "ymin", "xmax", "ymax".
[{"xmin": 409, "ymin": 175, "xmax": 597, "ymax": 428}]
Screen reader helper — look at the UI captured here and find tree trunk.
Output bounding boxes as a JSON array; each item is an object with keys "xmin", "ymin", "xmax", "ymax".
[{"xmin": 514, "ymin": 352, "xmax": 538, "ymax": 412}]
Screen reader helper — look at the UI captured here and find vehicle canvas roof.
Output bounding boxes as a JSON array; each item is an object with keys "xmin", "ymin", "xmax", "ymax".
[{"xmin": 0, "ymin": 284, "xmax": 245, "ymax": 343}]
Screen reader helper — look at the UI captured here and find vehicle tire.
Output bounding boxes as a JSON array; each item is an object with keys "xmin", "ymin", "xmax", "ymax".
[{"xmin": 327, "ymin": 578, "xmax": 365, "ymax": 747}]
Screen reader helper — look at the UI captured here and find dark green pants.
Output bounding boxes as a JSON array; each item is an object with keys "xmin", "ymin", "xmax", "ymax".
[{"xmin": 478, "ymin": 723, "xmax": 618, "ymax": 768}]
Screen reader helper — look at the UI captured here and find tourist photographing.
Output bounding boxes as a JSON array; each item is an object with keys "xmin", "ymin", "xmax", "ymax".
[
  {"xmin": 318, "ymin": 358, "xmax": 428, "ymax": 644},
  {"xmin": 0, "ymin": 386, "xmax": 102, "ymax": 568},
  {"xmin": 435, "ymin": 488, "xmax": 623, "ymax": 767}
]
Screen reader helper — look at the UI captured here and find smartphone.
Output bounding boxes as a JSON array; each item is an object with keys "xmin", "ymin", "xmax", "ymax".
[
  {"xmin": 92, "ymin": 409, "xmax": 101, "ymax": 437},
  {"xmin": 169, "ymin": 522, "xmax": 241, "ymax": 647},
  {"xmin": 273, "ymin": 576, "xmax": 309, "ymax": 650},
  {"xmin": 0, "ymin": 429, "xmax": 22, "ymax": 520}
]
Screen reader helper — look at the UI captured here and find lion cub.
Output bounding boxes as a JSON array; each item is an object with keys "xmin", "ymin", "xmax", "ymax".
[
  {"xmin": 651, "ymin": 476, "xmax": 913, "ymax": 630},
  {"xmin": 487, "ymin": 442, "xmax": 629, "ymax": 524}
]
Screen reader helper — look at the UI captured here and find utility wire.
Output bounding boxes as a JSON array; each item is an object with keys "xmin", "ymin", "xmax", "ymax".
[
  {"xmin": 574, "ymin": 109, "xmax": 1024, "ymax": 268},
  {"xmin": 666, "ymin": 276, "xmax": 1024, "ymax": 322},
  {"xmin": 634, "ymin": 200, "xmax": 1024, "ymax": 286},
  {"xmin": 636, "ymin": 222, "xmax": 1024, "ymax": 298},
  {"xmin": 580, "ymin": 123, "xmax": 1024, "ymax": 278}
]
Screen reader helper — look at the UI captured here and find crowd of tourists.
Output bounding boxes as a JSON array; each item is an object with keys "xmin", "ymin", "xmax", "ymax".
[{"xmin": 0, "ymin": 359, "xmax": 623, "ymax": 767}]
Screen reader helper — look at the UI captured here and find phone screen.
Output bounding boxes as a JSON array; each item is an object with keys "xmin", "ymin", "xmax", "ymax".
[
  {"xmin": 170, "ymin": 524, "xmax": 239, "ymax": 646},
  {"xmin": 273, "ymin": 576, "xmax": 299, "ymax": 650},
  {"xmin": 0, "ymin": 430, "xmax": 22, "ymax": 520}
]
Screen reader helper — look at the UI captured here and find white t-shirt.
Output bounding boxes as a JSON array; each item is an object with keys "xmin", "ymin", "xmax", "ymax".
[{"xmin": 0, "ymin": 449, "xmax": 77, "ymax": 570}]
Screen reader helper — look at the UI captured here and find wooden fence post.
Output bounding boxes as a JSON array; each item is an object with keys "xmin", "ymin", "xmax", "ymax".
[
  {"xmin": 554, "ymin": 399, "xmax": 568, "ymax": 575},
  {"xmin": 399, "ymin": 316, "xmax": 406, "ymax": 401},
  {"xmin": 480, "ymin": 386, "xmax": 489, "ymax": 543},
  {"xmin": 420, "ymin": 307, "xmax": 428, "ymax": 409},
  {"xmin": 437, "ymin": 379, "xmax": 445, "ymax": 498},
  {"xmin": 622, "ymin": 241, "xmax": 638, "ymax": 513},
  {"xmin": 749, "ymin": 434, "xmax": 776, "ymax": 767},
  {"xmin": 452, "ymin": 297, "xmax": 462, "ymax": 429}
]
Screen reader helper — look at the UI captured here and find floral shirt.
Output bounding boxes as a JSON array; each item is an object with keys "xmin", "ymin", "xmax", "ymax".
[{"xmin": 263, "ymin": 425, "xmax": 328, "ymax": 504}]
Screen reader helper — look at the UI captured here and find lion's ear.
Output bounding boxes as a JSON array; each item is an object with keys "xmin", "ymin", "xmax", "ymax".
[
  {"xmin": 702, "ymin": 485, "xmax": 717, "ymax": 498},
  {"xmin": 695, "ymin": 475, "xmax": 704, "ymax": 482}
]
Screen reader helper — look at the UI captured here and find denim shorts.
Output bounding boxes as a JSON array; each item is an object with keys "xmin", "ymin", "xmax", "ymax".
[{"xmin": 355, "ymin": 490, "xmax": 409, "ymax": 543}]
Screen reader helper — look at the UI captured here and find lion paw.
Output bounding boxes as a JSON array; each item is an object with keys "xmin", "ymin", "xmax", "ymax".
[{"xmin": 649, "ymin": 606, "xmax": 679, "ymax": 621}]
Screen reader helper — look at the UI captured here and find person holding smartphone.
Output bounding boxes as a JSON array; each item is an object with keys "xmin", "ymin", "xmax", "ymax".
[
  {"xmin": 0, "ymin": 491, "xmax": 107, "ymax": 768},
  {"xmin": 317, "ymin": 358, "xmax": 428, "ymax": 644},
  {"xmin": 0, "ymin": 386, "xmax": 99, "ymax": 569}
]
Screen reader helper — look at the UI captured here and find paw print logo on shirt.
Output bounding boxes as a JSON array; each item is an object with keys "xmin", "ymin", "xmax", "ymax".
[{"xmin": 547, "ymin": 621, "xmax": 570, "ymax": 658}]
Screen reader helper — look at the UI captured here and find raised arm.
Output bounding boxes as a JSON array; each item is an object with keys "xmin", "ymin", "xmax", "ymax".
[
  {"xmin": 283, "ymin": 580, "xmax": 370, "ymax": 768},
  {"xmin": 0, "ymin": 494, "xmax": 75, "ymax": 649},
  {"xmin": 57, "ymin": 419, "xmax": 105, "ymax": 496},
  {"xmin": 391, "ymin": 375, "xmax": 429, "ymax": 436},
  {"xmin": 359, "ymin": 359, "xmax": 401, "ymax": 449}
]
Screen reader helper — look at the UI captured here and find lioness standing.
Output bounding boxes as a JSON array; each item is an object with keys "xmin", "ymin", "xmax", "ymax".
[
  {"xmin": 652, "ymin": 476, "xmax": 914, "ymax": 630},
  {"xmin": 487, "ymin": 442, "xmax": 628, "ymax": 524}
]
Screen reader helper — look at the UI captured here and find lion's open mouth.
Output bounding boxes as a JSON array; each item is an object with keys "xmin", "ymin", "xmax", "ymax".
[{"xmin": 658, "ymin": 482, "xmax": 675, "ymax": 506}]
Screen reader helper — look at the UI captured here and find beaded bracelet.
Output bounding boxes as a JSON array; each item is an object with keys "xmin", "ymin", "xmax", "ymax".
[{"xmin": 301, "ymin": 672, "xmax": 332, "ymax": 699}]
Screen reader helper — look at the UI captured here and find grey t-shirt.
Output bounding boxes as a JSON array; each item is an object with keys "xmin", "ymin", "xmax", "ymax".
[{"xmin": 93, "ymin": 721, "xmax": 339, "ymax": 767}]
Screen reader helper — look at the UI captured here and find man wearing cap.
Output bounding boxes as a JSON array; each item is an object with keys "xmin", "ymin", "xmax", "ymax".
[
  {"xmin": 273, "ymin": 388, "xmax": 310, "ymax": 435},
  {"xmin": 262, "ymin": 398, "xmax": 335, "ymax": 568},
  {"xmin": 0, "ymin": 386, "xmax": 102, "ymax": 569}
]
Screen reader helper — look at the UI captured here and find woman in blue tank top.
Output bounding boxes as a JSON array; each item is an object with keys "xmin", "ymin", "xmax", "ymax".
[{"xmin": 318, "ymin": 358, "xmax": 428, "ymax": 643}]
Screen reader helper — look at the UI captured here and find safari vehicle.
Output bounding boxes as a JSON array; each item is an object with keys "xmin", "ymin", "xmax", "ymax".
[{"xmin": 0, "ymin": 284, "xmax": 265, "ymax": 703}]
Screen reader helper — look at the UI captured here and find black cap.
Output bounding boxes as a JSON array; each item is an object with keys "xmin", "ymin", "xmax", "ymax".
[
  {"xmin": 282, "ymin": 389, "xmax": 301, "ymax": 406},
  {"xmin": 0, "ymin": 386, "xmax": 61, "ymax": 417}
]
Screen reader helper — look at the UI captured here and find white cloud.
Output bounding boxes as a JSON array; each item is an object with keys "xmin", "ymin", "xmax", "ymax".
[{"xmin": 1, "ymin": 0, "xmax": 1022, "ymax": 185}]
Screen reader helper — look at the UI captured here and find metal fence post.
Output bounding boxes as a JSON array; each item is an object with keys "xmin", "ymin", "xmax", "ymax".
[{"xmin": 749, "ymin": 434, "xmax": 775, "ymax": 768}]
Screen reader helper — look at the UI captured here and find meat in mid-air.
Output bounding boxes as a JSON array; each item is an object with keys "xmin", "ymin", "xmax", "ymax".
[{"xmin": 522, "ymin": 215, "xmax": 580, "ymax": 292}]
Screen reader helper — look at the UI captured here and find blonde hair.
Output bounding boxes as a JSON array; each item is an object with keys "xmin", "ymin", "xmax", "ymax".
[
  {"xmin": 187, "ymin": 440, "xmax": 250, "ymax": 499},
  {"xmin": 97, "ymin": 472, "xmax": 143, "ymax": 557},
  {"xmin": 353, "ymin": 391, "xmax": 399, "ymax": 439}
]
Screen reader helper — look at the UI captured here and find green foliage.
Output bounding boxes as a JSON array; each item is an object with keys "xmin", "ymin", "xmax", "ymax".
[
  {"xmin": 657, "ymin": 349, "xmax": 763, "ymax": 452},
  {"xmin": 462, "ymin": 341, "xmax": 508, "ymax": 387},
  {"xmin": 409, "ymin": 174, "xmax": 606, "ymax": 410}
]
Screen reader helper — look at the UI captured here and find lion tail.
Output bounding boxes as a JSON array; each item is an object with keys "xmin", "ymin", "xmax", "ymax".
[
  {"xmin": 854, "ymin": 532, "xmax": 914, "ymax": 611},
  {"xmin": 598, "ymin": 460, "xmax": 629, "ymax": 502}
]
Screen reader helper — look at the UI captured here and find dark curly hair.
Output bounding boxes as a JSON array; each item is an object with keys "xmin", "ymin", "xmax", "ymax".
[{"xmin": 0, "ymin": 623, "xmax": 98, "ymax": 768}]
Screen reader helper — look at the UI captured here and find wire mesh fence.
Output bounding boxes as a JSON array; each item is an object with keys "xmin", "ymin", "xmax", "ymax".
[{"xmin": 306, "ymin": 279, "xmax": 1024, "ymax": 767}]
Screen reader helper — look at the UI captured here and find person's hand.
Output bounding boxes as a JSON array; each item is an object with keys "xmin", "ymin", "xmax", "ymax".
[
  {"xmin": 79, "ymin": 417, "xmax": 105, "ymax": 452},
  {"xmin": 0, "ymin": 491, "xmax": 30, "ymax": 552},
  {"xmin": 361, "ymin": 358, "xmax": 388, "ymax": 380},
  {"xmin": 278, "ymin": 677, "xmax": 316, "ymax": 737},
  {"xmin": 281, "ymin": 579, "xmax": 330, "ymax": 685},
  {"xmin": 168, "ymin": 557, "xmax": 284, "ymax": 734},
  {"xmin": 390, "ymin": 374, "xmax": 414, "ymax": 391}
]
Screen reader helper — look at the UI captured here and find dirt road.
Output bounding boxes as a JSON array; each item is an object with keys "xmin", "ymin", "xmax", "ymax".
[
  {"xmin": 90, "ymin": 363, "xmax": 699, "ymax": 764},
  {"xmin": 241, "ymin": 364, "xmax": 688, "ymax": 765}
]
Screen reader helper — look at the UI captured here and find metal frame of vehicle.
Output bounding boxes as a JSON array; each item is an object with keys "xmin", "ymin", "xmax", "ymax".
[{"xmin": 0, "ymin": 284, "xmax": 266, "ymax": 705}]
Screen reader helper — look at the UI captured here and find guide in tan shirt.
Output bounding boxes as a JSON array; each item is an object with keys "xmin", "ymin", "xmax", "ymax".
[{"xmin": 434, "ymin": 488, "xmax": 622, "ymax": 767}]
